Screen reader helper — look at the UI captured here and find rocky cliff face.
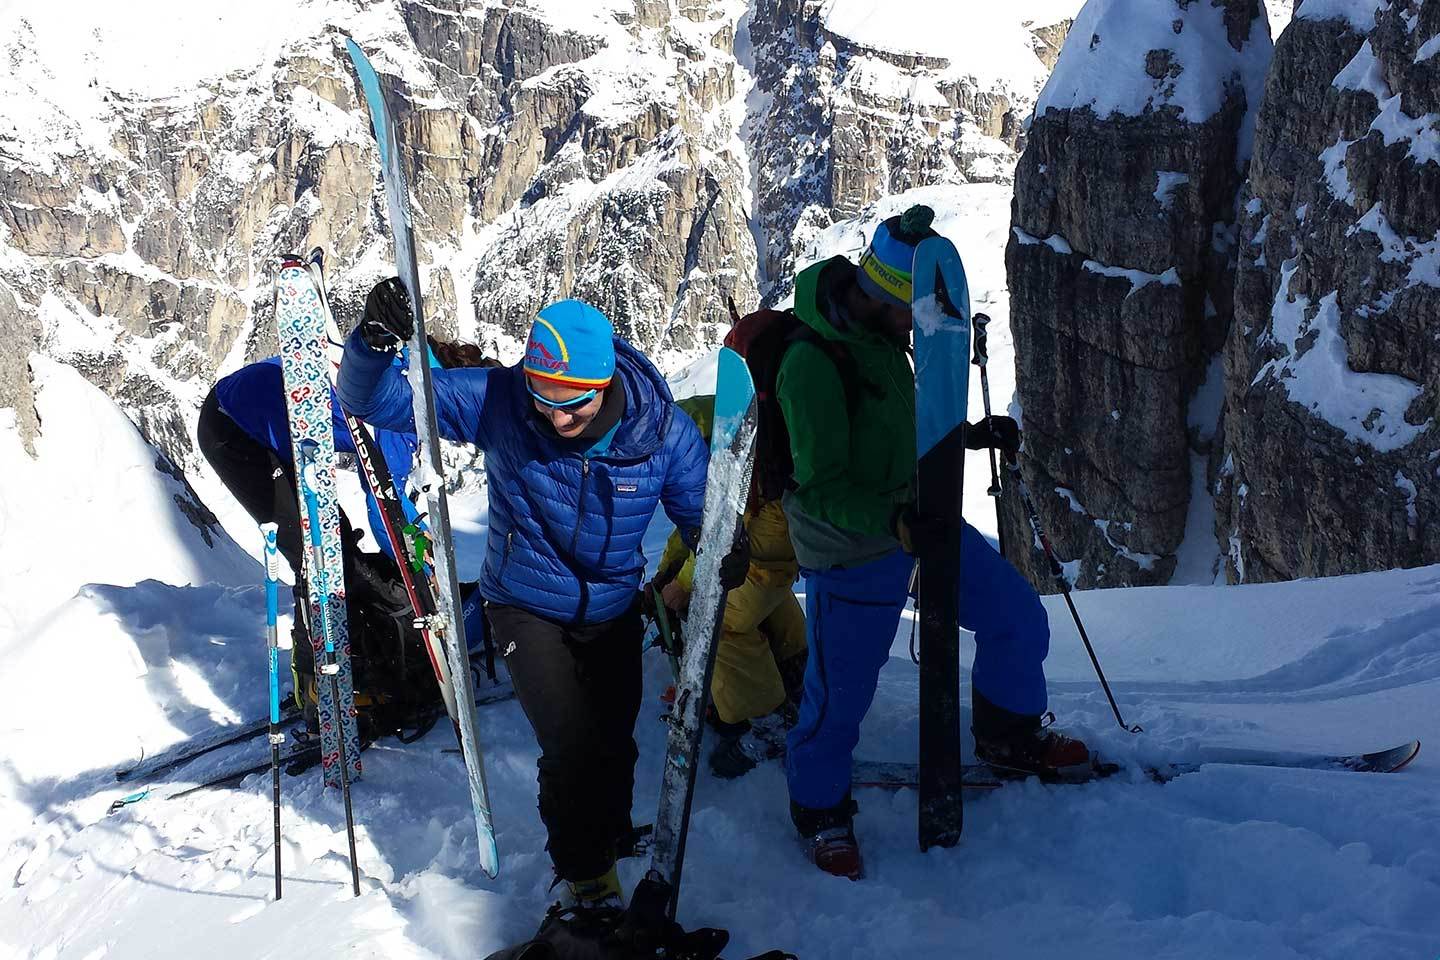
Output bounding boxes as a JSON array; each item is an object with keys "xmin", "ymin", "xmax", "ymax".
[
  {"xmin": 0, "ymin": 0, "xmax": 1076, "ymax": 489},
  {"xmin": 0, "ymin": 1, "xmax": 764, "ymax": 485},
  {"xmin": 1005, "ymin": 0, "xmax": 1273, "ymax": 588},
  {"xmin": 746, "ymin": 0, "xmax": 1072, "ymax": 299},
  {"xmin": 1216, "ymin": 0, "xmax": 1440, "ymax": 581}
]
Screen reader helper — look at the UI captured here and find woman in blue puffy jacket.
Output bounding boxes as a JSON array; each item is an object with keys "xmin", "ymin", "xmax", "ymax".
[{"xmin": 339, "ymin": 279, "xmax": 747, "ymax": 912}]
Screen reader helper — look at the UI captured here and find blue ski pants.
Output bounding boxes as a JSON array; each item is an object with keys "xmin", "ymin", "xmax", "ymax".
[{"xmin": 785, "ymin": 523, "xmax": 1050, "ymax": 810}]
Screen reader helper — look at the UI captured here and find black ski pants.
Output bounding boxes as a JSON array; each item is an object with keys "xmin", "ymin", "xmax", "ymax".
[
  {"xmin": 198, "ymin": 386, "xmax": 306, "ymax": 574},
  {"xmin": 196, "ymin": 386, "xmax": 357, "ymax": 579},
  {"xmin": 488, "ymin": 599, "xmax": 644, "ymax": 882}
]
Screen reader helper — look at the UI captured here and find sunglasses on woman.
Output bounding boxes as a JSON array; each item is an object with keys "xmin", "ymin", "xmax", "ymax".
[{"xmin": 528, "ymin": 383, "xmax": 599, "ymax": 410}]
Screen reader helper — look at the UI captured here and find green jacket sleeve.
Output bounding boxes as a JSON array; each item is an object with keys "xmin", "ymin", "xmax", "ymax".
[{"xmin": 776, "ymin": 342, "xmax": 896, "ymax": 537}]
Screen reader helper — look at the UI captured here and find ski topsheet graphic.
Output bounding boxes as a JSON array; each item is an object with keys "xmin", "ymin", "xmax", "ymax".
[
  {"xmin": 911, "ymin": 236, "xmax": 973, "ymax": 851},
  {"xmin": 345, "ymin": 37, "xmax": 498, "ymax": 879},
  {"xmin": 306, "ymin": 251, "xmax": 463, "ymax": 731},
  {"xmin": 649, "ymin": 347, "xmax": 758, "ymax": 919},
  {"xmin": 274, "ymin": 258, "xmax": 363, "ymax": 787}
]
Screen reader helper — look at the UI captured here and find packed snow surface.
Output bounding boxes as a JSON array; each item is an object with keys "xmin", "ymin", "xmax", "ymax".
[
  {"xmin": 3, "ymin": 341, "xmax": 1439, "ymax": 960},
  {"xmin": 1296, "ymin": 0, "xmax": 1391, "ymax": 33},
  {"xmin": 818, "ymin": 1, "xmax": 1082, "ymax": 87}
]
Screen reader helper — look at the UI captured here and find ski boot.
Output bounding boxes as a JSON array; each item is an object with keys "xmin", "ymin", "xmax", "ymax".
[
  {"xmin": 791, "ymin": 796, "xmax": 863, "ymax": 880},
  {"xmin": 708, "ymin": 702, "xmax": 797, "ymax": 779},
  {"xmin": 562, "ymin": 863, "xmax": 625, "ymax": 913},
  {"xmin": 972, "ymin": 691, "xmax": 1091, "ymax": 781}
]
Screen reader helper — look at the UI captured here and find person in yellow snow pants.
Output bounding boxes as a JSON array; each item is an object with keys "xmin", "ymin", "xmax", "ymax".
[{"xmin": 650, "ymin": 394, "xmax": 808, "ymax": 778}]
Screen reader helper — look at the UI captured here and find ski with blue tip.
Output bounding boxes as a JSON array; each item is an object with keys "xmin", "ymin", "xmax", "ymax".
[
  {"xmin": 648, "ymin": 347, "xmax": 758, "ymax": 920},
  {"xmin": 344, "ymin": 37, "xmax": 498, "ymax": 879},
  {"xmin": 911, "ymin": 235, "xmax": 973, "ymax": 850}
]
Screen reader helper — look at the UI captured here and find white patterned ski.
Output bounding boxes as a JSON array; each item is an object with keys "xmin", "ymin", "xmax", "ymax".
[{"xmin": 274, "ymin": 257, "xmax": 363, "ymax": 786}]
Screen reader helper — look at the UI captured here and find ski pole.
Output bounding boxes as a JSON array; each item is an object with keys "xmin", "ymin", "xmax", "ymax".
[
  {"xmin": 297, "ymin": 443, "xmax": 364, "ymax": 895},
  {"xmin": 261, "ymin": 522, "xmax": 288, "ymax": 900},
  {"xmin": 1001, "ymin": 449, "xmax": 1142, "ymax": 734},
  {"xmin": 971, "ymin": 313, "xmax": 1006, "ymax": 559}
]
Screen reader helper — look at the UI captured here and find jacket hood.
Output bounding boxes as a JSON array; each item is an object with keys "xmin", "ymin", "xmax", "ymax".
[
  {"xmin": 793, "ymin": 256, "xmax": 896, "ymax": 349},
  {"xmin": 518, "ymin": 336, "xmax": 673, "ymax": 460}
]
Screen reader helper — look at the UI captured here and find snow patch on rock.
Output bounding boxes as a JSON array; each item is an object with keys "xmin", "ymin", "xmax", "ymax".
[{"xmin": 1253, "ymin": 263, "xmax": 1427, "ymax": 453}]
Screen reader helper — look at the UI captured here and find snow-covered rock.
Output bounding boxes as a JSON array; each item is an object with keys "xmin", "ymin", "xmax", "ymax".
[
  {"xmin": 1217, "ymin": 0, "xmax": 1440, "ymax": 582},
  {"xmin": 1005, "ymin": 0, "xmax": 1274, "ymax": 588},
  {"xmin": 746, "ymin": 0, "xmax": 1081, "ymax": 299}
]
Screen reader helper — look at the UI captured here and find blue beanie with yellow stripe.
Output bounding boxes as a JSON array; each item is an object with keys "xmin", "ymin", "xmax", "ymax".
[
  {"xmin": 856, "ymin": 204, "xmax": 939, "ymax": 308},
  {"xmin": 522, "ymin": 299, "xmax": 615, "ymax": 389}
]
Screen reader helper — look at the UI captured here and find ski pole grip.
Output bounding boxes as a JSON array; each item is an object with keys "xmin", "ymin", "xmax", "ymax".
[
  {"xmin": 261, "ymin": 523, "xmax": 281, "ymax": 584},
  {"xmin": 972, "ymin": 313, "xmax": 990, "ymax": 364}
]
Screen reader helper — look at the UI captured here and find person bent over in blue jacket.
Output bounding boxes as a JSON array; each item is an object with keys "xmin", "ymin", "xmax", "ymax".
[
  {"xmin": 197, "ymin": 340, "xmax": 498, "ymax": 736},
  {"xmin": 338, "ymin": 279, "xmax": 748, "ymax": 921}
]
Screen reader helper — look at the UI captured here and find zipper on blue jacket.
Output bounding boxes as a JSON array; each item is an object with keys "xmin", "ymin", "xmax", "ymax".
[
  {"xmin": 570, "ymin": 458, "xmax": 590, "ymax": 556},
  {"xmin": 499, "ymin": 531, "xmax": 514, "ymax": 577}
]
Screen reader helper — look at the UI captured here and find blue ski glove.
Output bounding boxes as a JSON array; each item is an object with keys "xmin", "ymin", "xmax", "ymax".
[{"xmin": 360, "ymin": 277, "xmax": 414, "ymax": 350}]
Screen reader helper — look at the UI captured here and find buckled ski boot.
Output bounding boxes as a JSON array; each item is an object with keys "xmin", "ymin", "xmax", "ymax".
[
  {"xmin": 708, "ymin": 703, "xmax": 797, "ymax": 779},
  {"xmin": 972, "ymin": 691, "xmax": 1091, "ymax": 781},
  {"xmin": 975, "ymin": 727, "xmax": 1092, "ymax": 780},
  {"xmin": 563, "ymin": 863, "xmax": 625, "ymax": 913},
  {"xmin": 791, "ymin": 797, "xmax": 863, "ymax": 880}
]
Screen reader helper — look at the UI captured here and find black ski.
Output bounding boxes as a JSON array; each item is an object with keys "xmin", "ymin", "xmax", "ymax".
[
  {"xmin": 115, "ymin": 705, "xmax": 300, "ymax": 782},
  {"xmin": 168, "ymin": 742, "xmax": 327, "ymax": 799},
  {"xmin": 910, "ymin": 236, "xmax": 973, "ymax": 849}
]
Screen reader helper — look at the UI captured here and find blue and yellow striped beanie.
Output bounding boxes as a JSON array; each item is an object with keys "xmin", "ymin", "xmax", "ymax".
[
  {"xmin": 856, "ymin": 205, "xmax": 939, "ymax": 308},
  {"xmin": 522, "ymin": 299, "xmax": 615, "ymax": 389}
]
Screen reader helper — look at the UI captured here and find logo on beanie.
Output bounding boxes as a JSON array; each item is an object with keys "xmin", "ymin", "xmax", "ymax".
[
  {"xmin": 524, "ymin": 302, "xmax": 615, "ymax": 387},
  {"xmin": 525, "ymin": 336, "xmax": 568, "ymax": 373},
  {"xmin": 860, "ymin": 249, "xmax": 912, "ymax": 303}
]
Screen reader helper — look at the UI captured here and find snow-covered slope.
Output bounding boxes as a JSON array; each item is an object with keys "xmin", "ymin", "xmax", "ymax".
[
  {"xmin": 3, "ymin": 278, "xmax": 1437, "ymax": 958},
  {"xmin": 0, "ymin": 356, "xmax": 254, "ymax": 630},
  {"xmin": 3, "ymin": 488, "xmax": 1436, "ymax": 957}
]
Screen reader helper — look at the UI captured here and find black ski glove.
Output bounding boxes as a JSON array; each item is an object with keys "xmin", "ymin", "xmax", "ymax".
[
  {"xmin": 360, "ymin": 277, "xmax": 414, "ymax": 350},
  {"xmin": 965, "ymin": 415, "xmax": 1021, "ymax": 459},
  {"xmin": 719, "ymin": 526, "xmax": 751, "ymax": 591},
  {"xmin": 891, "ymin": 502, "xmax": 954, "ymax": 557}
]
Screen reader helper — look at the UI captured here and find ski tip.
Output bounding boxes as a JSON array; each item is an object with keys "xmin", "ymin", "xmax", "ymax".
[
  {"xmin": 1372, "ymin": 739, "xmax": 1421, "ymax": 773},
  {"xmin": 479, "ymin": 839, "xmax": 500, "ymax": 880}
]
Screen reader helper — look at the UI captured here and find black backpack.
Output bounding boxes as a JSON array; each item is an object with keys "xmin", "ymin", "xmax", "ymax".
[
  {"xmin": 292, "ymin": 549, "xmax": 448, "ymax": 742},
  {"xmin": 722, "ymin": 299, "xmax": 866, "ymax": 504}
]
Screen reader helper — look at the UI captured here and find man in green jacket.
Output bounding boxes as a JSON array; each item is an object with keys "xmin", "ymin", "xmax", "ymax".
[{"xmin": 778, "ymin": 205, "xmax": 1089, "ymax": 880}]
